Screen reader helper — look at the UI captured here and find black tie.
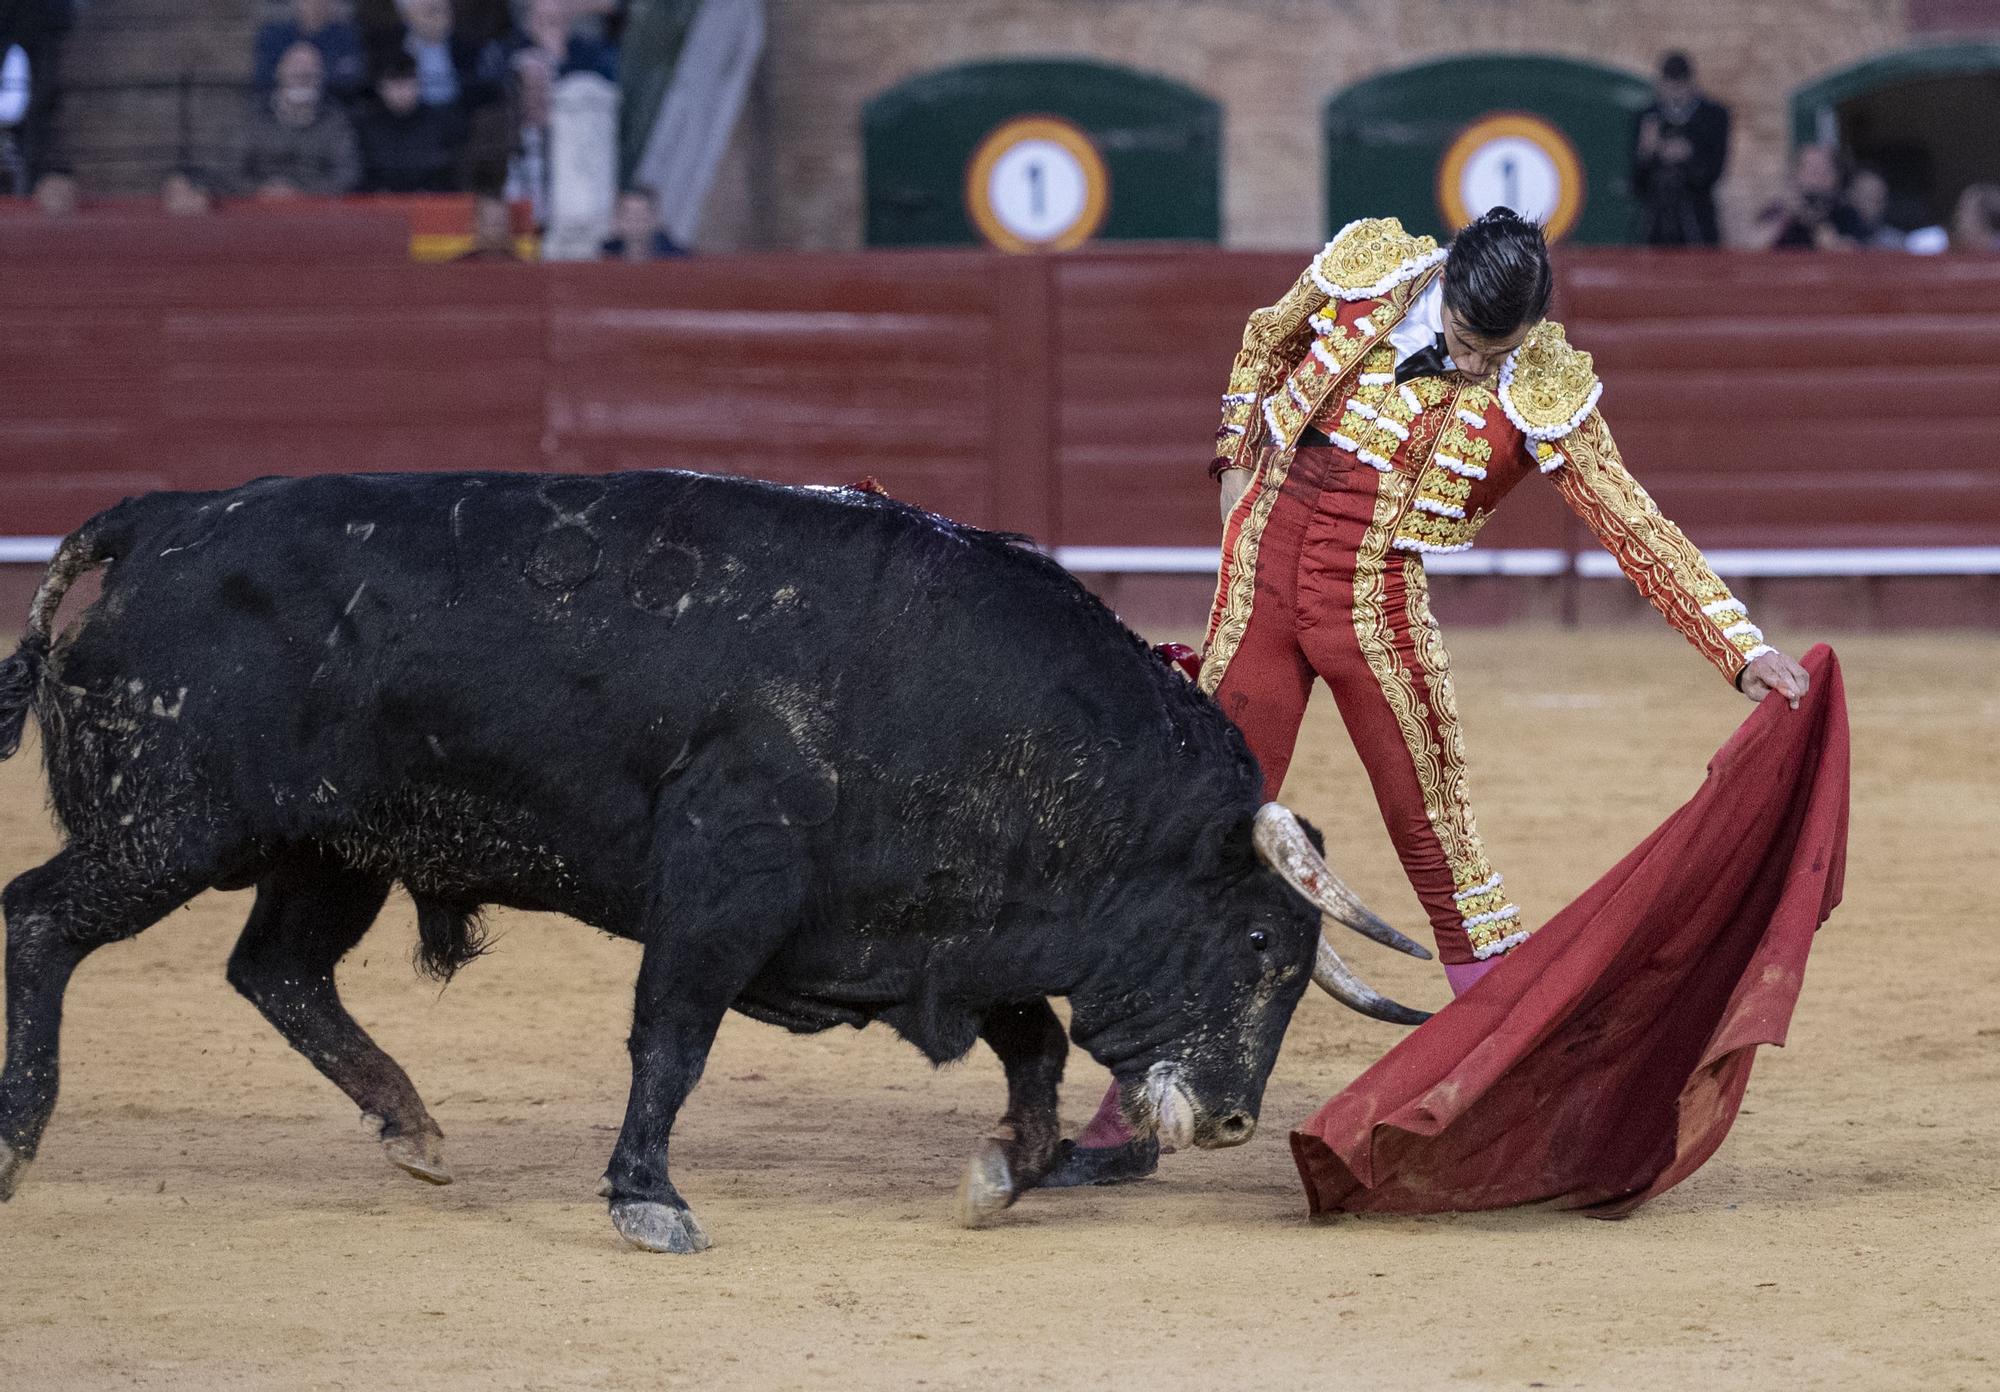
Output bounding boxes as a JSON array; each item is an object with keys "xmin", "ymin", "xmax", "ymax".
[{"xmin": 1395, "ymin": 332, "xmax": 1451, "ymax": 385}]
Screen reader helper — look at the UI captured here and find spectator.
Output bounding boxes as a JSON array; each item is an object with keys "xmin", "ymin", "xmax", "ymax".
[
  {"xmin": 1632, "ymin": 51, "xmax": 1729, "ymax": 247},
  {"xmin": 161, "ymin": 167, "xmax": 214, "ymax": 216},
  {"xmin": 601, "ymin": 186, "xmax": 683, "ymax": 260},
  {"xmin": 0, "ymin": 0, "xmax": 74, "ymax": 199},
  {"xmin": 1750, "ymin": 144, "xmax": 1865, "ymax": 250},
  {"xmin": 375, "ymin": 0, "xmax": 509, "ymax": 113},
  {"xmin": 1951, "ymin": 184, "xmax": 2000, "ymax": 253},
  {"xmin": 254, "ymin": 0, "xmax": 368, "ymax": 103},
  {"xmin": 238, "ymin": 41, "xmax": 361, "ymax": 198},
  {"xmin": 516, "ymin": 0, "xmax": 617, "ymax": 83},
  {"xmin": 354, "ymin": 52, "xmax": 465, "ymax": 192},
  {"xmin": 1843, "ymin": 169, "xmax": 1909, "ymax": 250},
  {"xmin": 455, "ymin": 192, "xmax": 523, "ymax": 260}
]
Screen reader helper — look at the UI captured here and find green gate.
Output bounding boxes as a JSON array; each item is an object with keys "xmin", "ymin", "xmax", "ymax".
[
  {"xmin": 864, "ymin": 58, "xmax": 1221, "ymax": 250},
  {"xmin": 1324, "ymin": 54, "xmax": 1654, "ymax": 245}
]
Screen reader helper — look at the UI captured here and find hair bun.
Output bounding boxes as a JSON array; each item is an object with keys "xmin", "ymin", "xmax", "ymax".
[{"xmin": 1477, "ymin": 205, "xmax": 1524, "ymax": 225}]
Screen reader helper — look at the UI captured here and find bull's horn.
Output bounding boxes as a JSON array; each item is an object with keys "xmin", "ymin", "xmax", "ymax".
[
  {"xmin": 1310, "ymin": 938, "xmax": 1433, "ymax": 1027},
  {"xmin": 1251, "ymin": 804, "xmax": 1432, "ymax": 960}
]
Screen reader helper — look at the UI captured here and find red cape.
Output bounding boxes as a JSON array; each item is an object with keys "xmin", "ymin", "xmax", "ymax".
[{"xmin": 1291, "ymin": 644, "xmax": 1849, "ymax": 1218}]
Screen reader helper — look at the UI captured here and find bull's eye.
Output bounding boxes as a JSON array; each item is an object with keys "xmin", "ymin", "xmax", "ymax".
[{"xmin": 1248, "ymin": 928, "xmax": 1270, "ymax": 952}]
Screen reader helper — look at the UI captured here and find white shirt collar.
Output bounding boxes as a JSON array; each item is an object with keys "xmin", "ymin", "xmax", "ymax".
[{"xmin": 1387, "ymin": 271, "xmax": 1455, "ymax": 372}]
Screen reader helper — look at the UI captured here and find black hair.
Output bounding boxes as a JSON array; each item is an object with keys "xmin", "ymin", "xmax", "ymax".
[
  {"xmin": 376, "ymin": 51, "xmax": 420, "ymax": 82},
  {"xmin": 1660, "ymin": 52, "xmax": 1693, "ymax": 82},
  {"xmin": 1442, "ymin": 206, "xmax": 1553, "ymax": 342}
]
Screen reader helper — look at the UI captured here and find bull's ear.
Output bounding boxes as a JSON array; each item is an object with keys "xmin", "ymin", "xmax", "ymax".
[{"xmin": 1292, "ymin": 812, "xmax": 1329, "ymax": 857}]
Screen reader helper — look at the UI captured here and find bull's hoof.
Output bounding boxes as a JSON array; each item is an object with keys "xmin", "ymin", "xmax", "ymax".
[
  {"xmin": 0, "ymin": 1139, "xmax": 25, "ymax": 1202},
  {"xmin": 611, "ymin": 1200, "xmax": 711, "ymax": 1254},
  {"xmin": 1037, "ymin": 1137, "xmax": 1160, "ymax": 1190},
  {"xmin": 954, "ymin": 1136, "xmax": 1017, "ymax": 1229},
  {"xmin": 381, "ymin": 1131, "xmax": 453, "ymax": 1186}
]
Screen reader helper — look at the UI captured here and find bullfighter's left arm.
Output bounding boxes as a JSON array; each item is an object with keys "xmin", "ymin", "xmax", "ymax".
[{"xmin": 1546, "ymin": 410, "xmax": 1772, "ymax": 685}]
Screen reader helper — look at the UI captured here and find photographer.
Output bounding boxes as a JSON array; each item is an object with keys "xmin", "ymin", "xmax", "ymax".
[
  {"xmin": 1632, "ymin": 52, "xmax": 1729, "ymax": 246},
  {"xmin": 1751, "ymin": 143, "xmax": 1866, "ymax": 250}
]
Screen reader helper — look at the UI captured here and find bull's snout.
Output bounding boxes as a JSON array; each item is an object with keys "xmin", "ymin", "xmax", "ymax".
[
  {"xmin": 1210, "ymin": 1110, "xmax": 1256, "ymax": 1147},
  {"xmin": 1140, "ymin": 1063, "xmax": 1258, "ymax": 1150}
]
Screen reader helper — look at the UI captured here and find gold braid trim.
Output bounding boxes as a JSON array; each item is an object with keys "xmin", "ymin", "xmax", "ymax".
[
  {"xmin": 1211, "ymin": 267, "xmax": 1330, "ymax": 473},
  {"xmin": 1551, "ymin": 411, "xmax": 1763, "ymax": 682},
  {"xmin": 1404, "ymin": 563, "xmax": 1525, "ymax": 958},
  {"xmin": 1197, "ymin": 448, "xmax": 1294, "ymax": 696}
]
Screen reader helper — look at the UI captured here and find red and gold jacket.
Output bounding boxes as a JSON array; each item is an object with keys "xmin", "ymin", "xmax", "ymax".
[{"xmin": 1210, "ymin": 217, "xmax": 1772, "ymax": 685}]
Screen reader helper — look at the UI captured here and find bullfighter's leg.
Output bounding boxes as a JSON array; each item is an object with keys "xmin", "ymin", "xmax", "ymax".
[
  {"xmin": 1, "ymin": 844, "xmax": 216, "ymax": 1200},
  {"xmin": 956, "ymin": 999, "xmax": 1069, "ymax": 1227},
  {"xmin": 1299, "ymin": 542, "xmax": 1527, "ymax": 969},
  {"xmin": 225, "ymin": 853, "xmax": 452, "ymax": 1184}
]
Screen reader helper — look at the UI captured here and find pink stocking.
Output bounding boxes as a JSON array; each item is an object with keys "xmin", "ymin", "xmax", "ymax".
[
  {"xmin": 1444, "ymin": 957, "xmax": 1501, "ymax": 997},
  {"xmin": 1075, "ymin": 1079, "xmax": 1134, "ymax": 1148}
]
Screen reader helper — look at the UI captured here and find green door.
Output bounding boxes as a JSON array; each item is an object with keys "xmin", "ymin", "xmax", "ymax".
[
  {"xmin": 864, "ymin": 58, "xmax": 1221, "ymax": 250},
  {"xmin": 1324, "ymin": 54, "xmax": 1654, "ymax": 245}
]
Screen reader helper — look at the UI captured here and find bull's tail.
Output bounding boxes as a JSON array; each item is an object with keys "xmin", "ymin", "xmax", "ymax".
[{"xmin": 0, "ymin": 527, "xmax": 114, "ymax": 760}]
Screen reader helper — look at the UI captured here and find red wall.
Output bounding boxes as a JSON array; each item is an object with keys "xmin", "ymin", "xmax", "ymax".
[{"xmin": 6, "ymin": 218, "xmax": 2000, "ymax": 560}]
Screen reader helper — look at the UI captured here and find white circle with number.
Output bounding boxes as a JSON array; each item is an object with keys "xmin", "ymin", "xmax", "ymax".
[
  {"xmin": 1455, "ymin": 137, "xmax": 1563, "ymax": 225},
  {"xmin": 985, "ymin": 139, "xmax": 1090, "ymax": 244},
  {"xmin": 1436, "ymin": 113, "xmax": 1585, "ymax": 241},
  {"xmin": 965, "ymin": 116, "xmax": 1110, "ymax": 253}
]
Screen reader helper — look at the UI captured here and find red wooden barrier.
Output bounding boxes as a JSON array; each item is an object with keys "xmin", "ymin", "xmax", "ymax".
[{"xmin": 3, "ymin": 218, "xmax": 1998, "ymax": 570}]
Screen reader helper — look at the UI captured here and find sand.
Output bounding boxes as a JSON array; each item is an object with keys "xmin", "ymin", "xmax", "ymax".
[{"xmin": 0, "ymin": 628, "xmax": 1994, "ymax": 1391}]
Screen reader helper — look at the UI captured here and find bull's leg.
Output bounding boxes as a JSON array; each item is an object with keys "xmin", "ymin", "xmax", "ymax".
[
  {"xmin": 956, "ymin": 999, "xmax": 1068, "ymax": 1228},
  {"xmin": 1, "ymin": 845, "xmax": 215, "ymax": 1199},
  {"xmin": 225, "ymin": 854, "xmax": 451, "ymax": 1184},
  {"xmin": 601, "ymin": 932, "xmax": 758, "ymax": 1255}
]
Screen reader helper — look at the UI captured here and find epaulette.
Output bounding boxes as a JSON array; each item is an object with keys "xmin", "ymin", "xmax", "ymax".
[
  {"xmin": 1309, "ymin": 217, "xmax": 1447, "ymax": 302},
  {"xmin": 1498, "ymin": 320, "xmax": 1602, "ymax": 442}
]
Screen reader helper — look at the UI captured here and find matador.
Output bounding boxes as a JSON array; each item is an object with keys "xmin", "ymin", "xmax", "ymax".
[{"xmin": 1049, "ymin": 208, "xmax": 1811, "ymax": 1187}]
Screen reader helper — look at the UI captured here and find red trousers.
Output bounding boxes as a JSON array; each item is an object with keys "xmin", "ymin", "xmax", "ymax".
[{"xmin": 1201, "ymin": 447, "xmax": 1524, "ymax": 965}]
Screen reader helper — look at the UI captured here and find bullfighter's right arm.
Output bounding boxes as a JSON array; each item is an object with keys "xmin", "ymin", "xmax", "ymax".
[{"xmin": 1210, "ymin": 266, "xmax": 1329, "ymax": 479}]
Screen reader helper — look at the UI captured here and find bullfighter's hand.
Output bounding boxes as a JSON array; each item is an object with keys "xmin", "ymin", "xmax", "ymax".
[
  {"xmin": 1218, "ymin": 469, "xmax": 1252, "ymax": 524},
  {"xmin": 1737, "ymin": 650, "xmax": 1810, "ymax": 709}
]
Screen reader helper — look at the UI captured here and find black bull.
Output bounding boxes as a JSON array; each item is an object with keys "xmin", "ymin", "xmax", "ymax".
[{"xmin": 0, "ymin": 471, "xmax": 1427, "ymax": 1252}]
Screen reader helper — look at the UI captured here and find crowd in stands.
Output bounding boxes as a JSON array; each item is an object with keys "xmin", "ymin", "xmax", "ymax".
[
  {"xmin": 3, "ymin": 16, "xmax": 1994, "ymax": 259},
  {"xmin": 0, "ymin": 0, "xmax": 684, "ymax": 260},
  {"xmin": 1631, "ymin": 49, "xmax": 1999, "ymax": 254}
]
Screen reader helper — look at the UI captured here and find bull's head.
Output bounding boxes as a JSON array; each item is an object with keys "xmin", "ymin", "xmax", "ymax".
[{"xmin": 1070, "ymin": 803, "xmax": 1430, "ymax": 1152}]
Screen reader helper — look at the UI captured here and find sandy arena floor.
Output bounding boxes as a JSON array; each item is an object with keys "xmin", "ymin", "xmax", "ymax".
[{"xmin": 0, "ymin": 627, "xmax": 1994, "ymax": 1391}]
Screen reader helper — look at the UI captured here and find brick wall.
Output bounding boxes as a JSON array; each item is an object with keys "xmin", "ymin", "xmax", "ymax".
[
  {"xmin": 46, "ymin": 2, "xmax": 1945, "ymax": 243},
  {"xmin": 706, "ymin": 0, "xmax": 1920, "ymax": 251},
  {"xmin": 53, "ymin": 0, "xmax": 264, "ymax": 192}
]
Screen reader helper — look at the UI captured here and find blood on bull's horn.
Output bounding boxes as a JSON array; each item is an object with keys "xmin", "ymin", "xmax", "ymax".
[{"xmin": 1251, "ymin": 803, "xmax": 1433, "ymax": 1026}]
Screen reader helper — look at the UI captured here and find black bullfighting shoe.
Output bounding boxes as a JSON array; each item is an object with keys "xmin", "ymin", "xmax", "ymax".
[{"xmin": 1038, "ymin": 1136, "xmax": 1161, "ymax": 1188}]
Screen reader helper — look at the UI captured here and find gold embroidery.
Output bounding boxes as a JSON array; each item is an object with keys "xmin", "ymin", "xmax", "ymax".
[
  {"xmin": 1553, "ymin": 411, "xmax": 1759, "ymax": 680},
  {"xmin": 1500, "ymin": 321, "xmax": 1600, "ymax": 438},
  {"xmin": 1211, "ymin": 264, "xmax": 1333, "ymax": 471},
  {"xmin": 1351, "ymin": 479, "xmax": 1523, "ymax": 958},
  {"xmin": 1314, "ymin": 218, "xmax": 1444, "ymax": 299},
  {"xmin": 1409, "ymin": 376, "xmax": 1455, "ymax": 408},
  {"xmin": 1405, "ymin": 564, "xmax": 1526, "ymax": 958},
  {"xmin": 1437, "ymin": 421, "xmax": 1493, "ymax": 467},
  {"xmin": 1198, "ymin": 447, "xmax": 1296, "ymax": 696}
]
